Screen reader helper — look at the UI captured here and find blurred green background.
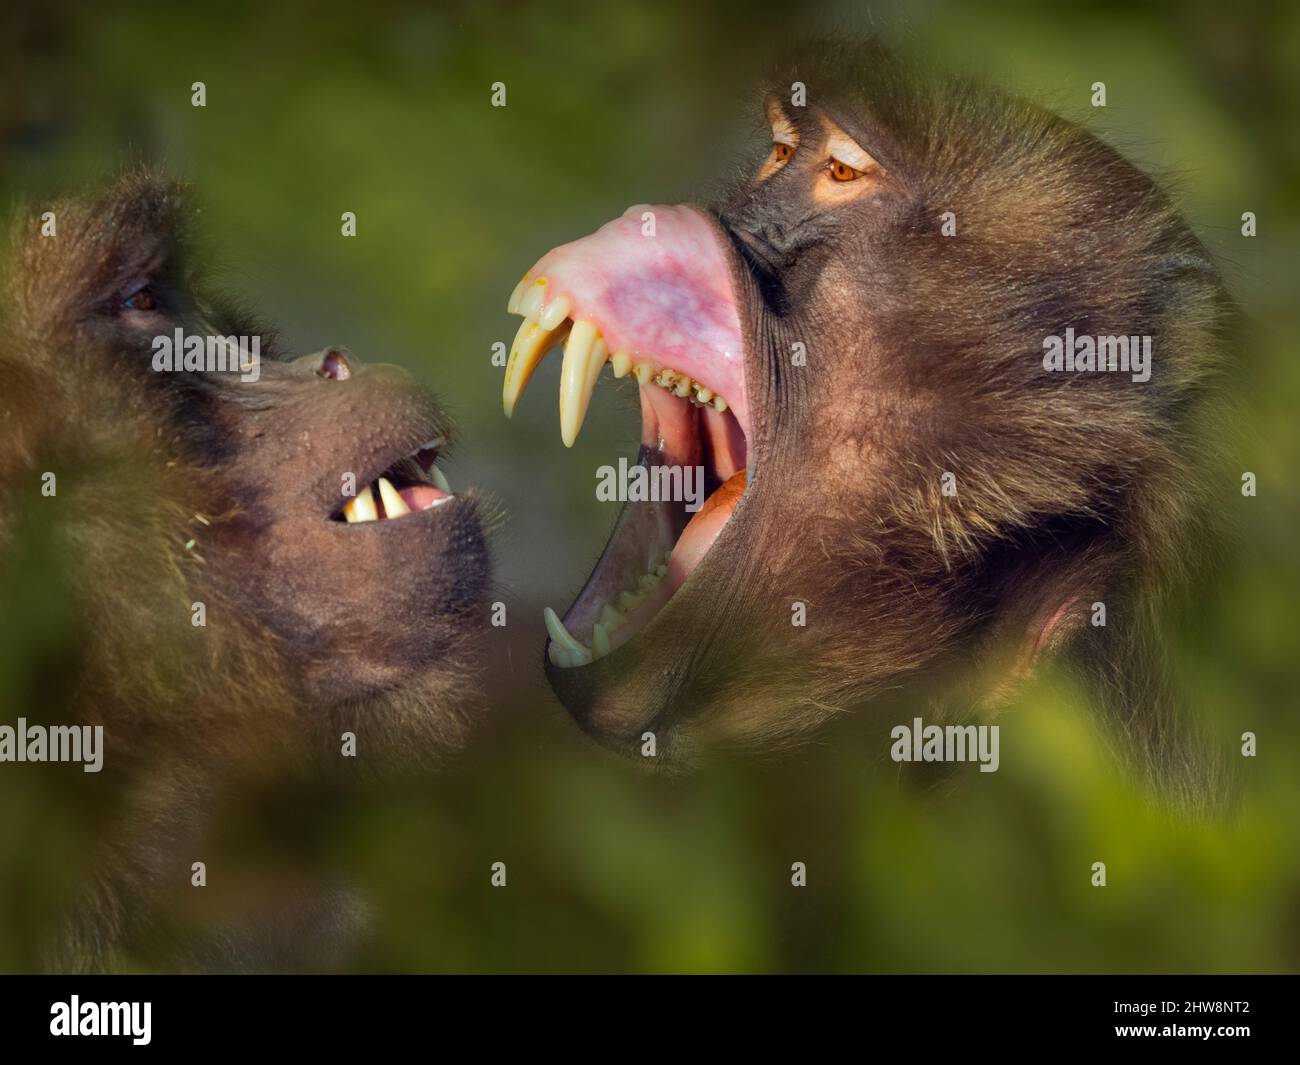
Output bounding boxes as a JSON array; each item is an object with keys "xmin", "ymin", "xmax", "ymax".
[{"xmin": 1, "ymin": 0, "xmax": 1298, "ymax": 972}]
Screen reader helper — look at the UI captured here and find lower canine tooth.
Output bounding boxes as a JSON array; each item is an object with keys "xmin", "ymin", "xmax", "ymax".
[
  {"xmin": 376, "ymin": 476, "xmax": 409, "ymax": 518},
  {"xmin": 343, "ymin": 483, "xmax": 378, "ymax": 523},
  {"xmin": 558, "ymin": 319, "xmax": 607, "ymax": 448},
  {"xmin": 544, "ymin": 607, "xmax": 593, "ymax": 666}
]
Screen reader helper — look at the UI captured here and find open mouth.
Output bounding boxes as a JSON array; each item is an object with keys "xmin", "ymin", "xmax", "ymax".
[
  {"xmin": 502, "ymin": 204, "xmax": 749, "ymax": 667},
  {"xmin": 331, "ymin": 440, "xmax": 454, "ymax": 523}
]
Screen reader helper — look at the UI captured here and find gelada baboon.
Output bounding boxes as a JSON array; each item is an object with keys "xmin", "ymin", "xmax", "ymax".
[
  {"xmin": 500, "ymin": 43, "xmax": 1236, "ymax": 806},
  {"xmin": 0, "ymin": 170, "xmax": 490, "ymax": 969}
]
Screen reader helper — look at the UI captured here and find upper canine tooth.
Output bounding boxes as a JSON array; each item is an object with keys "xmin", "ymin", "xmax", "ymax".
[
  {"xmin": 519, "ymin": 279, "xmax": 547, "ymax": 321},
  {"xmin": 544, "ymin": 607, "xmax": 593, "ymax": 667},
  {"xmin": 507, "ymin": 277, "xmax": 528, "ymax": 315},
  {"xmin": 538, "ymin": 295, "xmax": 571, "ymax": 331},
  {"xmin": 558, "ymin": 319, "xmax": 608, "ymax": 448},
  {"xmin": 611, "ymin": 351, "xmax": 632, "ymax": 378},
  {"xmin": 503, "ymin": 316, "xmax": 570, "ymax": 417},
  {"xmin": 343, "ymin": 483, "xmax": 378, "ymax": 523},
  {"xmin": 430, "ymin": 464, "xmax": 451, "ymax": 493},
  {"xmin": 376, "ymin": 476, "xmax": 409, "ymax": 519}
]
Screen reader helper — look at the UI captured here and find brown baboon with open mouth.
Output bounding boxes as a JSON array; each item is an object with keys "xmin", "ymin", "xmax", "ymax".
[
  {"xmin": 500, "ymin": 43, "xmax": 1237, "ymax": 808},
  {"xmin": 0, "ymin": 170, "xmax": 491, "ymax": 970}
]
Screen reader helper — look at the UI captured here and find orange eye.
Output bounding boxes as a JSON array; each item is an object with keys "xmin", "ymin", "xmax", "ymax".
[
  {"xmin": 773, "ymin": 142, "xmax": 793, "ymax": 162},
  {"xmin": 829, "ymin": 159, "xmax": 861, "ymax": 182}
]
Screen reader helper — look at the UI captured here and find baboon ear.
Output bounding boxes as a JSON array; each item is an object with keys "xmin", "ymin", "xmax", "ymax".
[
  {"xmin": 974, "ymin": 543, "xmax": 1110, "ymax": 707},
  {"xmin": 1021, "ymin": 595, "xmax": 1087, "ymax": 672},
  {"xmin": 974, "ymin": 592, "xmax": 1089, "ymax": 712}
]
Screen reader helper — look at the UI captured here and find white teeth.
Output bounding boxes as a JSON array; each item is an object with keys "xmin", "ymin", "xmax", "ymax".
[
  {"xmin": 430, "ymin": 464, "xmax": 451, "ymax": 493},
  {"xmin": 343, "ymin": 483, "xmax": 378, "ymax": 524},
  {"xmin": 376, "ymin": 476, "xmax": 409, "ymax": 518},
  {"xmin": 501, "ymin": 276, "xmax": 735, "ymax": 442},
  {"xmin": 546, "ymin": 551, "xmax": 675, "ymax": 667},
  {"xmin": 519, "ymin": 279, "xmax": 546, "ymax": 321},
  {"xmin": 544, "ymin": 607, "xmax": 593, "ymax": 667},
  {"xmin": 558, "ymin": 319, "xmax": 608, "ymax": 448},
  {"xmin": 507, "ymin": 278, "xmax": 527, "ymax": 315},
  {"xmin": 538, "ymin": 295, "xmax": 570, "ymax": 331},
  {"xmin": 503, "ymin": 316, "xmax": 570, "ymax": 417}
]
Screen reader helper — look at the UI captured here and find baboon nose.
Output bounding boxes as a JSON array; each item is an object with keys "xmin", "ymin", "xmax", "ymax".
[{"xmin": 317, "ymin": 348, "xmax": 352, "ymax": 381}]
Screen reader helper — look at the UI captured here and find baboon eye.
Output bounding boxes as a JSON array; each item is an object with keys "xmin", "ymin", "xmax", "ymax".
[
  {"xmin": 829, "ymin": 159, "xmax": 862, "ymax": 182},
  {"xmin": 122, "ymin": 285, "xmax": 156, "ymax": 312},
  {"xmin": 773, "ymin": 142, "xmax": 794, "ymax": 163}
]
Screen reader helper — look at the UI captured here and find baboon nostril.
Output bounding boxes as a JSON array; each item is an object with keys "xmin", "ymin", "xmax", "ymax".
[{"xmin": 317, "ymin": 348, "xmax": 352, "ymax": 381}]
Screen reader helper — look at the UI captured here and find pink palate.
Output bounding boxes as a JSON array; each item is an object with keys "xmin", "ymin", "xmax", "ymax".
[{"xmin": 528, "ymin": 204, "xmax": 748, "ymax": 436}]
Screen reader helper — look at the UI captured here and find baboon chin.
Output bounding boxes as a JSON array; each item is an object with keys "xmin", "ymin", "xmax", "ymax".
[
  {"xmin": 0, "ymin": 170, "xmax": 491, "ymax": 970},
  {"xmin": 499, "ymin": 42, "xmax": 1235, "ymax": 804}
]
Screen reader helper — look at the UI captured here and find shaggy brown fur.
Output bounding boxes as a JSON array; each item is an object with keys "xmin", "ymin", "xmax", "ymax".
[
  {"xmin": 0, "ymin": 170, "xmax": 491, "ymax": 970},
  {"xmin": 541, "ymin": 44, "xmax": 1237, "ymax": 809}
]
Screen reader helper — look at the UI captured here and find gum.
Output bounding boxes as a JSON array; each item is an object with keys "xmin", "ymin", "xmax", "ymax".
[{"xmin": 526, "ymin": 204, "xmax": 748, "ymax": 436}]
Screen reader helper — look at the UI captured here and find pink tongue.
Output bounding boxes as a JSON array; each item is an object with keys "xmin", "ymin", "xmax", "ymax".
[
  {"xmin": 527, "ymin": 204, "xmax": 748, "ymax": 437},
  {"xmin": 399, "ymin": 485, "xmax": 449, "ymax": 511},
  {"xmin": 667, "ymin": 470, "xmax": 747, "ymax": 590}
]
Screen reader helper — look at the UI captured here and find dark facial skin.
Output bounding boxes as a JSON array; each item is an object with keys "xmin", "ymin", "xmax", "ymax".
[
  {"xmin": 503, "ymin": 44, "xmax": 1234, "ymax": 796},
  {"xmin": 0, "ymin": 171, "xmax": 491, "ymax": 967}
]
